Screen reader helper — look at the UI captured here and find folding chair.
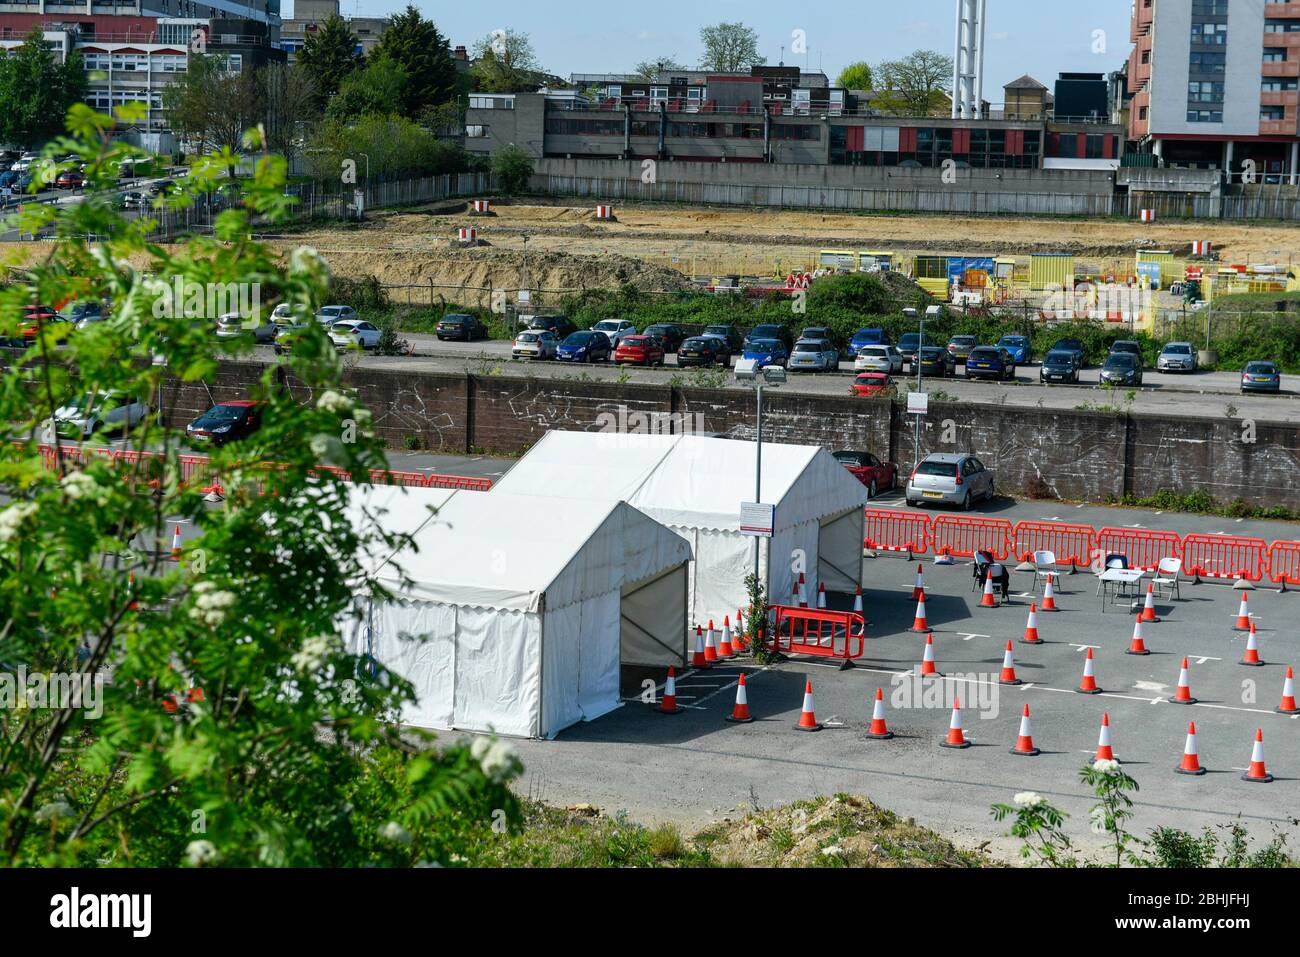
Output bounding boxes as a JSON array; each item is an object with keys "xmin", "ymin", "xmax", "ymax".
[
  {"xmin": 1031, "ymin": 550, "xmax": 1058, "ymax": 592},
  {"xmin": 972, "ymin": 551, "xmax": 993, "ymax": 592},
  {"xmin": 1153, "ymin": 557, "xmax": 1183, "ymax": 601}
]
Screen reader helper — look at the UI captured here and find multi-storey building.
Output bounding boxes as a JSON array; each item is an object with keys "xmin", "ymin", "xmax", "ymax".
[
  {"xmin": 279, "ymin": 0, "xmax": 385, "ymax": 63},
  {"xmin": 1128, "ymin": 0, "xmax": 1300, "ymax": 180}
]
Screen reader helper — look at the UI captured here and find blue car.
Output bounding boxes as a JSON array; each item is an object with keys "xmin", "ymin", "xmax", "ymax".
[
  {"xmin": 741, "ymin": 338, "xmax": 790, "ymax": 368},
  {"xmin": 966, "ymin": 346, "xmax": 1017, "ymax": 381},
  {"xmin": 556, "ymin": 330, "xmax": 611, "ymax": 363},
  {"xmin": 850, "ymin": 328, "xmax": 889, "ymax": 353},
  {"xmin": 0, "ymin": 170, "xmax": 16, "ymax": 188},
  {"xmin": 996, "ymin": 335, "xmax": 1032, "ymax": 364}
]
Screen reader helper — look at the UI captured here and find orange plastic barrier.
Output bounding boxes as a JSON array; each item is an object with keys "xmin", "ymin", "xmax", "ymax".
[
  {"xmin": 427, "ymin": 473, "xmax": 494, "ymax": 492},
  {"xmin": 370, "ymin": 469, "xmax": 429, "ymax": 488},
  {"xmin": 1094, "ymin": 527, "xmax": 1182, "ymax": 573},
  {"xmin": 1182, "ymin": 533, "xmax": 1270, "ymax": 582},
  {"xmin": 1011, "ymin": 521, "xmax": 1095, "ymax": 568},
  {"xmin": 766, "ymin": 605, "xmax": 866, "ymax": 667},
  {"xmin": 1267, "ymin": 541, "xmax": 1300, "ymax": 587},
  {"xmin": 931, "ymin": 515, "xmax": 1014, "ymax": 560},
  {"xmin": 863, "ymin": 508, "xmax": 930, "ymax": 555}
]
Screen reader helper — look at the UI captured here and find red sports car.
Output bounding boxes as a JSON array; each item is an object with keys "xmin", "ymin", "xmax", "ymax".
[
  {"xmin": 851, "ymin": 372, "xmax": 892, "ymax": 397},
  {"xmin": 613, "ymin": 334, "xmax": 665, "ymax": 367},
  {"xmin": 833, "ymin": 450, "xmax": 898, "ymax": 498}
]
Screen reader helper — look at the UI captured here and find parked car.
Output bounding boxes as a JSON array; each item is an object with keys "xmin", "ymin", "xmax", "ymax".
[
  {"xmin": 613, "ymin": 334, "xmax": 665, "ymax": 366},
  {"xmin": 315, "ymin": 305, "xmax": 358, "ymax": 327},
  {"xmin": 271, "ymin": 303, "xmax": 311, "ymax": 325},
  {"xmin": 834, "ymin": 450, "xmax": 898, "ymax": 498},
  {"xmin": 1241, "ymin": 360, "xmax": 1281, "ymax": 394},
  {"xmin": 851, "ymin": 372, "xmax": 892, "ymax": 397},
  {"xmin": 702, "ymin": 324, "xmax": 744, "ymax": 353},
  {"xmin": 996, "ymin": 335, "xmax": 1032, "ymax": 365},
  {"xmin": 215, "ymin": 311, "xmax": 277, "ymax": 343},
  {"xmin": 525, "ymin": 315, "xmax": 576, "ymax": 338},
  {"xmin": 55, "ymin": 170, "xmax": 84, "ymax": 189},
  {"xmin": 0, "ymin": 170, "xmax": 19, "ymax": 189},
  {"xmin": 1109, "ymin": 339, "xmax": 1143, "ymax": 360},
  {"xmin": 1100, "ymin": 352, "xmax": 1143, "ymax": 386},
  {"xmin": 1050, "ymin": 338, "xmax": 1086, "ymax": 368},
  {"xmin": 850, "ymin": 328, "xmax": 890, "ymax": 353},
  {"xmin": 741, "ymin": 338, "xmax": 790, "ymax": 369},
  {"xmin": 49, "ymin": 390, "xmax": 150, "ymax": 440},
  {"xmin": 20, "ymin": 307, "xmax": 67, "ymax": 339},
  {"xmin": 798, "ymin": 327, "xmax": 837, "ymax": 352},
  {"xmin": 897, "ymin": 332, "xmax": 933, "ymax": 364},
  {"xmin": 148, "ymin": 179, "xmax": 175, "ymax": 196},
  {"xmin": 914, "ymin": 345, "xmax": 956, "ymax": 378},
  {"xmin": 117, "ymin": 191, "xmax": 145, "ymax": 210},
  {"xmin": 1039, "ymin": 350, "xmax": 1081, "ymax": 384},
  {"xmin": 68, "ymin": 301, "xmax": 109, "ymax": 329},
  {"xmin": 906, "ymin": 452, "xmax": 995, "ymax": 510},
  {"xmin": 436, "ymin": 313, "xmax": 487, "ymax": 340},
  {"xmin": 642, "ymin": 323, "xmax": 686, "ymax": 352},
  {"xmin": 511, "ymin": 330, "xmax": 558, "ymax": 360},
  {"xmin": 556, "ymin": 330, "xmax": 611, "ymax": 363},
  {"xmin": 1157, "ymin": 341, "xmax": 1198, "ymax": 373},
  {"xmin": 185, "ymin": 400, "xmax": 261, "ymax": 447},
  {"xmin": 745, "ymin": 323, "xmax": 793, "ymax": 351},
  {"xmin": 965, "ymin": 346, "xmax": 1017, "ymax": 381},
  {"xmin": 676, "ymin": 336, "xmax": 728, "ymax": 367},
  {"xmin": 946, "ymin": 335, "xmax": 979, "ymax": 364},
  {"xmin": 855, "ymin": 344, "xmax": 903, "ymax": 373},
  {"xmin": 329, "ymin": 319, "xmax": 382, "ymax": 350},
  {"xmin": 592, "ymin": 319, "xmax": 637, "ymax": 347},
  {"xmin": 788, "ymin": 338, "xmax": 839, "ymax": 373},
  {"xmin": 273, "ymin": 322, "xmax": 311, "ymax": 355}
]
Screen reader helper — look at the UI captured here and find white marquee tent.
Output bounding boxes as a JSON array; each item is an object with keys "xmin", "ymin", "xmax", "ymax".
[
  {"xmin": 490, "ymin": 432, "xmax": 869, "ymax": 624},
  {"xmin": 341, "ymin": 484, "xmax": 693, "ymax": 738}
]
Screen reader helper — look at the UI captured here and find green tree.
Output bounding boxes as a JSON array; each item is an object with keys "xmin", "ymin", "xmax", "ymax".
[
  {"xmin": 634, "ymin": 56, "xmax": 685, "ymax": 80},
  {"xmin": 471, "ymin": 29, "xmax": 542, "ymax": 93},
  {"xmin": 261, "ymin": 62, "xmax": 318, "ymax": 167},
  {"xmin": 372, "ymin": 5, "xmax": 458, "ymax": 117},
  {"xmin": 161, "ymin": 54, "xmax": 263, "ymax": 157},
  {"xmin": 326, "ymin": 54, "xmax": 408, "ymax": 122},
  {"xmin": 698, "ymin": 22, "xmax": 760, "ymax": 72},
  {"xmin": 491, "ymin": 144, "xmax": 533, "ymax": 195},
  {"xmin": 0, "ymin": 28, "xmax": 88, "ymax": 147},
  {"xmin": 297, "ymin": 13, "xmax": 361, "ymax": 109},
  {"xmin": 308, "ymin": 113, "xmax": 471, "ymax": 180},
  {"xmin": 873, "ymin": 50, "xmax": 953, "ymax": 116},
  {"xmin": 835, "ymin": 62, "xmax": 873, "ymax": 91},
  {"xmin": 0, "ymin": 106, "xmax": 520, "ymax": 866}
]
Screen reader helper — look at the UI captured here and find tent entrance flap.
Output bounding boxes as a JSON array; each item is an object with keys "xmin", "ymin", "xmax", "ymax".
[
  {"xmin": 620, "ymin": 562, "xmax": 689, "ymax": 667},
  {"xmin": 819, "ymin": 507, "xmax": 865, "ymax": 594}
]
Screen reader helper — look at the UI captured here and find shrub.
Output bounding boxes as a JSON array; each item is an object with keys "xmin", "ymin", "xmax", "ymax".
[{"xmin": 492, "ymin": 144, "xmax": 534, "ymax": 195}]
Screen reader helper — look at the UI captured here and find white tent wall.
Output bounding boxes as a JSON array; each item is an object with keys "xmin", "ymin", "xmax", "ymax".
[
  {"xmin": 689, "ymin": 528, "xmax": 755, "ymax": 628},
  {"xmin": 817, "ymin": 507, "xmax": 866, "ymax": 596},
  {"xmin": 540, "ymin": 591, "xmax": 621, "ymax": 738},
  {"xmin": 769, "ymin": 519, "xmax": 820, "ymax": 610},
  {"xmin": 620, "ymin": 563, "xmax": 690, "ymax": 667}
]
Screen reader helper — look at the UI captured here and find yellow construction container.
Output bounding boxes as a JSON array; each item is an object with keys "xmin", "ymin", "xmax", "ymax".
[
  {"xmin": 1030, "ymin": 253, "xmax": 1074, "ymax": 291},
  {"xmin": 1136, "ymin": 250, "xmax": 1178, "ymax": 286}
]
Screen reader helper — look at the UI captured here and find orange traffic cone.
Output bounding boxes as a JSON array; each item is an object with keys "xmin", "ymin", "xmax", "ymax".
[
  {"xmin": 979, "ymin": 573, "xmax": 998, "ymax": 608},
  {"xmin": 919, "ymin": 634, "xmax": 942, "ymax": 677},
  {"xmin": 853, "ymin": 586, "xmax": 863, "ymax": 614},
  {"xmin": 941, "ymin": 697, "xmax": 971, "ymax": 749},
  {"xmin": 1241, "ymin": 623, "xmax": 1264, "ymax": 667},
  {"xmin": 127, "ymin": 572, "xmax": 139, "ymax": 611},
  {"xmin": 1140, "ymin": 583, "xmax": 1159, "ymax": 623},
  {"xmin": 170, "ymin": 524, "xmax": 182, "ymax": 560},
  {"xmin": 1233, "ymin": 593, "xmax": 1251, "ymax": 632},
  {"xmin": 691, "ymin": 625, "xmax": 710, "ymax": 669},
  {"xmin": 867, "ymin": 688, "xmax": 893, "ymax": 740},
  {"xmin": 718, "ymin": 616, "xmax": 736, "ymax": 658},
  {"xmin": 1040, "ymin": 574, "xmax": 1059, "ymax": 612},
  {"xmin": 1277, "ymin": 667, "xmax": 1298, "ymax": 715},
  {"xmin": 1010, "ymin": 703, "xmax": 1040, "ymax": 756},
  {"xmin": 703, "ymin": 621, "xmax": 720, "ymax": 663},
  {"xmin": 725, "ymin": 673, "xmax": 754, "ymax": 723},
  {"xmin": 1172, "ymin": 657, "xmax": 1197, "ymax": 705},
  {"xmin": 795, "ymin": 679, "xmax": 822, "ymax": 732},
  {"xmin": 186, "ymin": 687, "xmax": 205, "ymax": 704},
  {"xmin": 1077, "ymin": 647, "xmax": 1101, "ymax": 695},
  {"xmin": 733, "ymin": 611, "xmax": 748, "ymax": 652},
  {"xmin": 1095, "ymin": 713, "xmax": 1117, "ymax": 762},
  {"xmin": 1126, "ymin": 615, "xmax": 1150, "ymax": 656},
  {"xmin": 1242, "ymin": 728, "xmax": 1274, "ymax": 784},
  {"xmin": 1020, "ymin": 603, "xmax": 1042, "ymax": 645},
  {"xmin": 1175, "ymin": 721, "xmax": 1207, "ymax": 776},
  {"xmin": 909, "ymin": 589, "xmax": 931, "ymax": 634},
  {"xmin": 797, "ymin": 572, "xmax": 807, "ymax": 608},
  {"xmin": 998, "ymin": 640, "xmax": 1021, "ymax": 686},
  {"xmin": 912, "ymin": 564, "xmax": 925, "ymax": 601},
  {"xmin": 816, "ymin": 582, "xmax": 827, "ymax": 609},
  {"xmin": 658, "ymin": 667, "xmax": 684, "ymax": 714}
]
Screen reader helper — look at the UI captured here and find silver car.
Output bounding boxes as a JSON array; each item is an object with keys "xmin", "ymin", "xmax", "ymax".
[
  {"xmin": 215, "ymin": 311, "xmax": 277, "ymax": 343},
  {"xmin": 788, "ymin": 338, "xmax": 839, "ymax": 373},
  {"xmin": 905, "ymin": 453, "xmax": 996, "ymax": 510},
  {"xmin": 1157, "ymin": 341, "xmax": 1197, "ymax": 373},
  {"xmin": 512, "ymin": 330, "xmax": 558, "ymax": 360}
]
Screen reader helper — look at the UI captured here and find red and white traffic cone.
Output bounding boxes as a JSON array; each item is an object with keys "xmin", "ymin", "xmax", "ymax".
[
  {"xmin": 1277, "ymin": 667, "xmax": 1298, "ymax": 715},
  {"xmin": 853, "ymin": 586, "xmax": 863, "ymax": 614},
  {"xmin": 912, "ymin": 564, "xmax": 925, "ymax": 601},
  {"xmin": 170, "ymin": 524, "xmax": 182, "ymax": 560},
  {"xmin": 1126, "ymin": 615, "xmax": 1150, "ymax": 656},
  {"xmin": 704, "ymin": 620, "xmax": 719, "ymax": 663},
  {"xmin": 797, "ymin": 572, "xmax": 807, "ymax": 608},
  {"xmin": 1233, "ymin": 592, "xmax": 1251, "ymax": 632},
  {"xmin": 658, "ymin": 667, "xmax": 684, "ymax": 714},
  {"xmin": 1021, "ymin": 603, "xmax": 1042, "ymax": 645},
  {"xmin": 691, "ymin": 625, "xmax": 710, "ymax": 669},
  {"xmin": 979, "ymin": 573, "xmax": 998, "ymax": 608},
  {"xmin": 940, "ymin": 697, "xmax": 971, "ymax": 749},
  {"xmin": 1241, "ymin": 623, "xmax": 1264, "ymax": 667},
  {"xmin": 1140, "ymin": 583, "xmax": 1159, "ymax": 623},
  {"xmin": 1010, "ymin": 703, "xmax": 1040, "ymax": 756},
  {"xmin": 1172, "ymin": 657, "xmax": 1197, "ymax": 705},
  {"xmin": 1242, "ymin": 728, "xmax": 1274, "ymax": 784},
  {"xmin": 1175, "ymin": 722, "xmax": 1207, "ymax": 776},
  {"xmin": 919, "ymin": 634, "xmax": 942, "ymax": 677},
  {"xmin": 909, "ymin": 589, "xmax": 931, "ymax": 634},
  {"xmin": 867, "ymin": 687, "xmax": 893, "ymax": 740},
  {"xmin": 816, "ymin": 582, "xmax": 827, "ymax": 609},
  {"xmin": 795, "ymin": 679, "xmax": 822, "ymax": 732},
  {"xmin": 725, "ymin": 673, "xmax": 754, "ymax": 723},
  {"xmin": 1077, "ymin": 647, "xmax": 1101, "ymax": 695},
  {"xmin": 718, "ymin": 616, "xmax": 736, "ymax": 658},
  {"xmin": 1040, "ymin": 574, "xmax": 1059, "ymax": 612},
  {"xmin": 999, "ymin": 640, "xmax": 1021, "ymax": 686},
  {"xmin": 1095, "ymin": 712, "xmax": 1117, "ymax": 763},
  {"xmin": 127, "ymin": 572, "xmax": 139, "ymax": 611}
]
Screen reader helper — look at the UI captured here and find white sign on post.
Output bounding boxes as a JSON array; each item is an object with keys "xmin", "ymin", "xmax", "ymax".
[
  {"xmin": 740, "ymin": 502, "xmax": 775, "ymax": 539},
  {"xmin": 517, "ymin": 290, "xmax": 531, "ymax": 304},
  {"xmin": 907, "ymin": 392, "xmax": 929, "ymax": 415}
]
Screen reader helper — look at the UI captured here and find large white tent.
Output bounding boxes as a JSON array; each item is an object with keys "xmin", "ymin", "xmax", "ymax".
[
  {"xmin": 341, "ymin": 484, "xmax": 692, "ymax": 738},
  {"xmin": 490, "ymin": 432, "xmax": 869, "ymax": 624}
]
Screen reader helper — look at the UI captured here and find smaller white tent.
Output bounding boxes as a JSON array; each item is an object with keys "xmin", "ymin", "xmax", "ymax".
[{"xmin": 342, "ymin": 485, "xmax": 692, "ymax": 738}]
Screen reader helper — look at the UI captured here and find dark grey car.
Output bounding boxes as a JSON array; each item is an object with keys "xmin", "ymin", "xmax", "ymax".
[{"xmin": 1100, "ymin": 352, "xmax": 1143, "ymax": 386}]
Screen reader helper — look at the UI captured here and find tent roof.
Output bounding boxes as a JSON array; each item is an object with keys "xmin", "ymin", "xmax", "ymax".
[
  {"xmin": 346, "ymin": 485, "xmax": 691, "ymax": 613},
  {"xmin": 491, "ymin": 431, "xmax": 868, "ymax": 533}
]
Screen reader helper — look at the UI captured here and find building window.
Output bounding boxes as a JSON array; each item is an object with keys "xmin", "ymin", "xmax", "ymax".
[
  {"xmin": 1187, "ymin": 80, "xmax": 1225, "ymax": 102},
  {"xmin": 1188, "ymin": 52, "xmax": 1226, "ymax": 73},
  {"xmin": 1186, "ymin": 109, "xmax": 1224, "ymax": 123},
  {"xmin": 1190, "ymin": 23, "xmax": 1228, "ymax": 45},
  {"xmin": 1264, "ymin": 48, "xmax": 1288, "ymax": 63},
  {"xmin": 1261, "ymin": 107, "xmax": 1285, "ymax": 121},
  {"xmin": 466, "ymin": 125, "xmax": 487, "ymax": 137},
  {"xmin": 1261, "ymin": 78, "xmax": 1298, "ymax": 92}
]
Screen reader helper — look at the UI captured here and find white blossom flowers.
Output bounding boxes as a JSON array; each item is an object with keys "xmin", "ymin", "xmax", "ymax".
[
  {"xmin": 1093, "ymin": 758, "xmax": 1121, "ymax": 774},
  {"xmin": 61, "ymin": 470, "xmax": 109, "ymax": 504},
  {"xmin": 34, "ymin": 799, "xmax": 74, "ymax": 823},
  {"xmin": 186, "ymin": 840, "xmax": 218, "ymax": 866},
  {"xmin": 377, "ymin": 821, "xmax": 412, "ymax": 846},
  {"xmin": 0, "ymin": 500, "xmax": 38, "ymax": 542},
  {"xmin": 1013, "ymin": 791, "xmax": 1046, "ymax": 809},
  {"xmin": 291, "ymin": 634, "xmax": 338, "ymax": 674},
  {"xmin": 316, "ymin": 390, "xmax": 352, "ymax": 414},
  {"xmin": 288, "ymin": 246, "xmax": 330, "ymax": 283},
  {"xmin": 189, "ymin": 581, "xmax": 237, "ymax": 627},
  {"xmin": 470, "ymin": 736, "xmax": 520, "ymax": 783}
]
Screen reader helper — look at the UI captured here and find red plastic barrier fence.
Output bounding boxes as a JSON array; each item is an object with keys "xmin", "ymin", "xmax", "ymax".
[
  {"xmin": 370, "ymin": 469, "xmax": 429, "ymax": 488},
  {"xmin": 1011, "ymin": 521, "xmax": 1095, "ymax": 568},
  {"xmin": 931, "ymin": 515, "xmax": 1014, "ymax": 560},
  {"xmin": 1268, "ymin": 541, "xmax": 1300, "ymax": 587},
  {"xmin": 178, "ymin": 454, "xmax": 217, "ymax": 488},
  {"xmin": 428, "ymin": 473, "xmax": 494, "ymax": 492},
  {"xmin": 1094, "ymin": 527, "xmax": 1182, "ymax": 572},
  {"xmin": 765, "ymin": 605, "xmax": 865, "ymax": 665},
  {"xmin": 1182, "ymin": 534, "xmax": 1270, "ymax": 582},
  {"xmin": 863, "ymin": 509, "xmax": 931, "ymax": 555}
]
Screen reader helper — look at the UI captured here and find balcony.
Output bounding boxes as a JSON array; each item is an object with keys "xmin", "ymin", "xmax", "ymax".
[
  {"xmin": 1261, "ymin": 89, "xmax": 1300, "ymax": 107},
  {"xmin": 1265, "ymin": 3, "xmax": 1300, "ymax": 18},
  {"xmin": 1263, "ymin": 60, "xmax": 1300, "ymax": 77},
  {"xmin": 1260, "ymin": 117, "xmax": 1297, "ymax": 135}
]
